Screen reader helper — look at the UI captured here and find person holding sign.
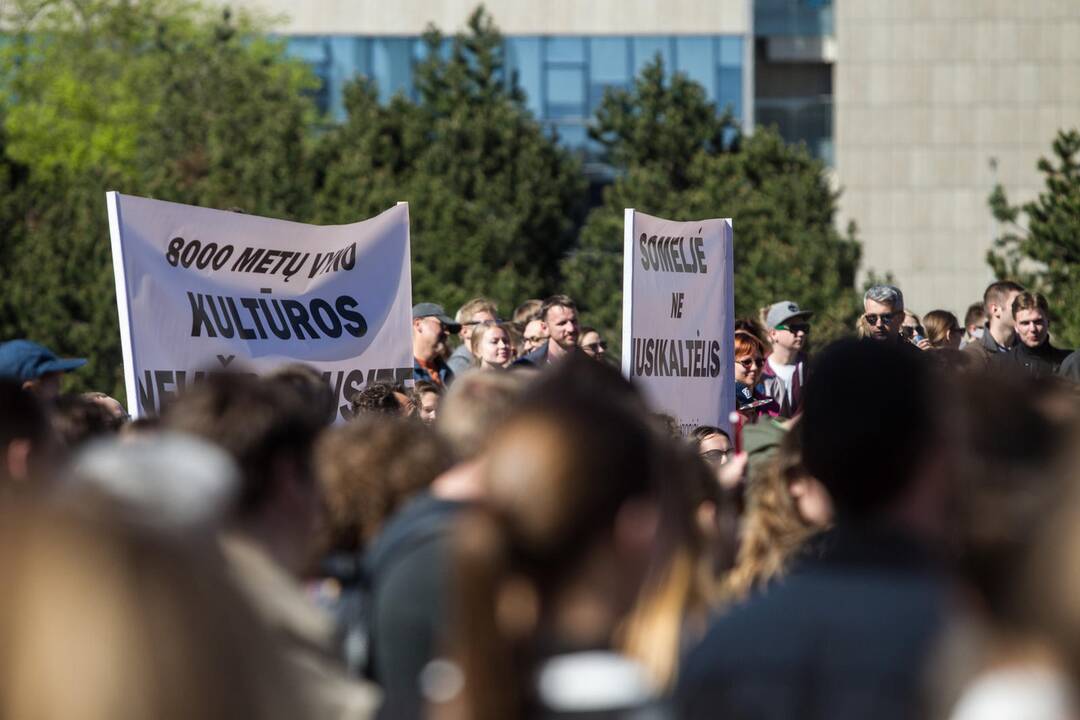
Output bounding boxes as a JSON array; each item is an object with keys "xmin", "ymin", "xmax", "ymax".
[
  {"xmin": 734, "ymin": 331, "xmax": 778, "ymax": 421},
  {"xmin": 412, "ymin": 303, "xmax": 460, "ymax": 389}
]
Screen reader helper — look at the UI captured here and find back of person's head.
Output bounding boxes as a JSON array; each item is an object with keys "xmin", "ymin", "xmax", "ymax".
[
  {"xmin": 317, "ymin": 416, "xmax": 450, "ymax": 551},
  {"xmin": 964, "ymin": 302, "xmax": 987, "ymax": 330},
  {"xmin": 954, "ymin": 374, "xmax": 1073, "ymax": 634},
  {"xmin": 456, "ymin": 297, "xmax": 499, "ymax": 325},
  {"xmin": 0, "ymin": 379, "xmax": 52, "ymax": 492},
  {"xmin": 800, "ymin": 339, "xmax": 937, "ymax": 518},
  {"xmin": 161, "ymin": 373, "xmax": 322, "ymax": 520},
  {"xmin": 436, "ymin": 370, "xmax": 531, "ymax": 461},
  {"xmin": 512, "ymin": 299, "xmax": 543, "ymax": 324},
  {"xmin": 621, "ymin": 438, "xmax": 724, "ymax": 690},
  {"xmin": 50, "ymin": 394, "xmax": 121, "ymax": 454},
  {"xmin": 723, "ymin": 428, "xmax": 822, "ymax": 601},
  {"xmin": 539, "ymin": 294, "xmax": 576, "ymax": 322},
  {"xmin": 923, "ymin": 309, "xmax": 959, "ymax": 348},
  {"xmin": 0, "ymin": 500, "xmax": 300, "ymax": 720},
  {"xmin": 265, "ymin": 363, "xmax": 337, "ymax": 426},
  {"xmin": 983, "ymin": 280, "xmax": 1025, "ymax": 312},
  {"xmin": 444, "ymin": 356, "xmax": 659, "ymax": 719},
  {"xmin": 349, "ymin": 381, "xmax": 409, "ymax": 417},
  {"xmin": 1012, "ymin": 291, "xmax": 1049, "ymax": 317}
]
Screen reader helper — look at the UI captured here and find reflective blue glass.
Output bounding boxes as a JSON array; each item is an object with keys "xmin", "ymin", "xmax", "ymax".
[
  {"xmin": 506, "ymin": 37, "xmax": 543, "ymax": 116},
  {"xmin": 545, "ymin": 36, "xmax": 585, "ymax": 63},
  {"xmin": 718, "ymin": 36, "xmax": 743, "ymax": 67},
  {"xmin": 674, "ymin": 37, "xmax": 714, "ymax": 100},
  {"xmin": 546, "ymin": 66, "xmax": 586, "ymax": 119},
  {"xmin": 632, "ymin": 37, "xmax": 672, "ymax": 75},
  {"xmin": 552, "ymin": 122, "xmax": 588, "ymax": 149},
  {"xmin": 589, "ymin": 37, "xmax": 630, "ymax": 111},
  {"xmin": 373, "ymin": 38, "xmax": 415, "ymax": 103},
  {"xmin": 717, "ymin": 66, "xmax": 742, "ymax": 117}
]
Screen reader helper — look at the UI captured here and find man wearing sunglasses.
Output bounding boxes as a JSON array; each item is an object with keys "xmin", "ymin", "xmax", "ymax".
[
  {"xmin": 862, "ymin": 284, "xmax": 921, "ymax": 353},
  {"xmin": 762, "ymin": 301, "xmax": 813, "ymax": 418}
]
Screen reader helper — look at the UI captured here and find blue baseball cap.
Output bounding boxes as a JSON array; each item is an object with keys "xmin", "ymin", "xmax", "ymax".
[{"xmin": 0, "ymin": 340, "xmax": 86, "ymax": 383}]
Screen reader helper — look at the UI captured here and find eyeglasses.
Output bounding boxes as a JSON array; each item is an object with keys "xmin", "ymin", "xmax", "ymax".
[
  {"xmin": 901, "ymin": 325, "xmax": 925, "ymax": 338},
  {"xmin": 700, "ymin": 448, "xmax": 731, "ymax": 466},
  {"xmin": 776, "ymin": 323, "xmax": 810, "ymax": 334},
  {"xmin": 582, "ymin": 341, "xmax": 607, "ymax": 352},
  {"xmin": 736, "ymin": 356, "xmax": 764, "ymax": 369},
  {"xmin": 864, "ymin": 312, "xmax": 898, "ymax": 327}
]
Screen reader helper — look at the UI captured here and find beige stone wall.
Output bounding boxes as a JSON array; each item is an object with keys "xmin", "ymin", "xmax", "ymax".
[
  {"xmin": 225, "ymin": 0, "xmax": 750, "ymax": 35},
  {"xmin": 835, "ymin": 0, "xmax": 1080, "ymax": 316}
]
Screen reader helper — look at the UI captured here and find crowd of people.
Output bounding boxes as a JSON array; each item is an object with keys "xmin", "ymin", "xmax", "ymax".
[{"xmin": 2, "ymin": 277, "xmax": 1080, "ymax": 720}]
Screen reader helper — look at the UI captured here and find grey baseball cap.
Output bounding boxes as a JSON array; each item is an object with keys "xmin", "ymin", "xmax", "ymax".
[
  {"xmin": 765, "ymin": 301, "xmax": 814, "ymax": 329},
  {"xmin": 412, "ymin": 303, "xmax": 461, "ymax": 333}
]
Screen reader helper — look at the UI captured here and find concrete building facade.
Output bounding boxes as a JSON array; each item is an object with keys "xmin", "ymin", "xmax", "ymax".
[{"xmin": 834, "ymin": 0, "xmax": 1080, "ymax": 314}]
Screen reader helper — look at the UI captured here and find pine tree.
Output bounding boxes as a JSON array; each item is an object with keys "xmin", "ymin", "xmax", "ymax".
[
  {"xmin": 562, "ymin": 59, "xmax": 861, "ymax": 351},
  {"xmin": 988, "ymin": 129, "xmax": 1080, "ymax": 346},
  {"xmin": 314, "ymin": 8, "xmax": 586, "ymax": 315}
]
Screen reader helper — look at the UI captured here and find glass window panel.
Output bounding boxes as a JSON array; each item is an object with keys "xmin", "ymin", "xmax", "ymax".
[
  {"xmin": 717, "ymin": 66, "xmax": 743, "ymax": 119},
  {"xmin": 718, "ymin": 36, "xmax": 743, "ymax": 68},
  {"xmin": 590, "ymin": 37, "xmax": 629, "ymax": 82},
  {"xmin": 674, "ymin": 37, "xmax": 714, "ymax": 99},
  {"xmin": 285, "ymin": 36, "xmax": 328, "ymax": 64},
  {"xmin": 546, "ymin": 66, "xmax": 586, "ymax": 118},
  {"xmin": 553, "ymin": 122, "xmax": 588, "ymax": 149},
  {"xmin": 545, "ymin": 36, "xmax": 585, "ymax": 63},
  {"xmin": 373, "ymin": 38, "xmax": 414, "ymax": 103},
  {"xmin": 633, "ymin": 37, "xmax": 672, "ymax": 75},
  {"xmin": 506, "ymin": 37, "xmax": 543, "ymax": 117}
]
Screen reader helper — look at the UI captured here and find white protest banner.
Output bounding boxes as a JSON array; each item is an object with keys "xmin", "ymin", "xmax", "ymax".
[
  {"xmin": 621, "ymin": 209, "xmax": 734, "ymax": 434},
  {"xmin": 107, "ymin": 192, "xmax": 412, "ymax": 421}
]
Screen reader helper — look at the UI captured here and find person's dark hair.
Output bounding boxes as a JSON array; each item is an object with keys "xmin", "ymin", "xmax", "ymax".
[
  {"xmin": 735, "ymin": 318, "xmax": 770, "ymax": 350},
  {"xmin": 1011, "ymin": 291, "xmax": 1049, "ymax": 317},
  {"xmin": 539, "ymin": 294, "xmax": 576, "ymax": 323},
  {"xmin": 411, "ymin": 379, "xmax": 442, "ymax": 405},
  {"xmin": 955, "ymin": 374, "xmax": 1071, "ymax": 632},
  {"xmin": 265, "ymin": 363, "xmax": 337, "ymax": 426},
  {"xmin": 162, "ymin": 373, "xmax": 323, "ymax": 518},
  {"xmin": 50, "ymin": 394, "xmax": 119, "ymax": 451},
  {"xmin": 444, "ymin": 356, "xmax": 658, "ymax": 720},
  {"xmin": 0, "ymin": 379, "xmax": 51, "ymax": 489},
  {"xmin": 692, "ymin": 425, "xmax": 730, "ymax": 443},
  {"xmin": 317, "ymin": 416, "xmax": 451, "ymax": 552},
  {"xmin": 983, "ymin": 280, "xmax": 1025, "ymax": 312},
  {"xmin": 964, "ymin": 302, "xmax": 987, "ymax": 329},
  {"xmin": 800, "ymin": 339, "xmax": 937, "ymax": 516},
  {"xmin": 349, "ymin": 382, "xmax": 408, "ymax": 417}
]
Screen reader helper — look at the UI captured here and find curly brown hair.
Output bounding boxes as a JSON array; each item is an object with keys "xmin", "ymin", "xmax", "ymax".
[{"xmin": 316, "ymin": 416, "xmax": 450, "ymax": 552}]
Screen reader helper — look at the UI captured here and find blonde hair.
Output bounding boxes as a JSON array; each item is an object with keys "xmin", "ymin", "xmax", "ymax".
[
  {"xmin": 0, "ymin": 499, "xmax": 299, "ymax": 720},
  {"xmin": 923, "ymin": 310, "xmax": 959, "ymax": 349},
  {"xmin": 722, "ymin": 429, "xmax": 822, "ymax": 601},
  {"xmin": 619, "ymin": 443, "xmax": 720, "ymax": 690},
  {"xmin": 436, "ymin": 370, "xmax": 530, "ymax": 461}
]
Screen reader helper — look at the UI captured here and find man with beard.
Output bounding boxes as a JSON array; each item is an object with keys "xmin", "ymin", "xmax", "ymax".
[
  {"xmin": 762, "ymin": 301, "xmax": 813, "ymax": 418},
  {"xmin": 515, "ymin": 294, "xmax": 580, "ymax": 367},
  {"xmin": 412, "ymin": 303, "xmax": 460, "ymax": 389}
]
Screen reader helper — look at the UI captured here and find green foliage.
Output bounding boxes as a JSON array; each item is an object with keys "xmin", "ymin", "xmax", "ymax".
[
  {"xmin": 0, "ymin": 0, "xmax": 318, "ymax": 399},
  {"xmin": 988, "ymin": 129, "xmax": 1080, "ymax": 346},
  {"xmin": 313, "ymin": 8, "xmax": 585, "ymax": 314},
  {"xmin": 562, "ymin": 60, "xmax": 861, "ymax": 349}
]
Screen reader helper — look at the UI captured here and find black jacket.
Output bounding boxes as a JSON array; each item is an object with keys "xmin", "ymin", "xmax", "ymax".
[
  {"xmin": 994, "ymin": 340, "xmax": 1071, "ymax": 378},
  {"xmin": 676, "ymin": 524, "xmax": 947, "ymax": 720},
  {"xmin": 365, "ymin": 493, "xmax": 467, "ymax": 720}
]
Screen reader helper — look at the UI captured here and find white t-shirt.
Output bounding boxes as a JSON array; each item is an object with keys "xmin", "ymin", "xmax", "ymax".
[{"xmin": 767, "ymin": 358, "xmax": 798, "ymax": 405}]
